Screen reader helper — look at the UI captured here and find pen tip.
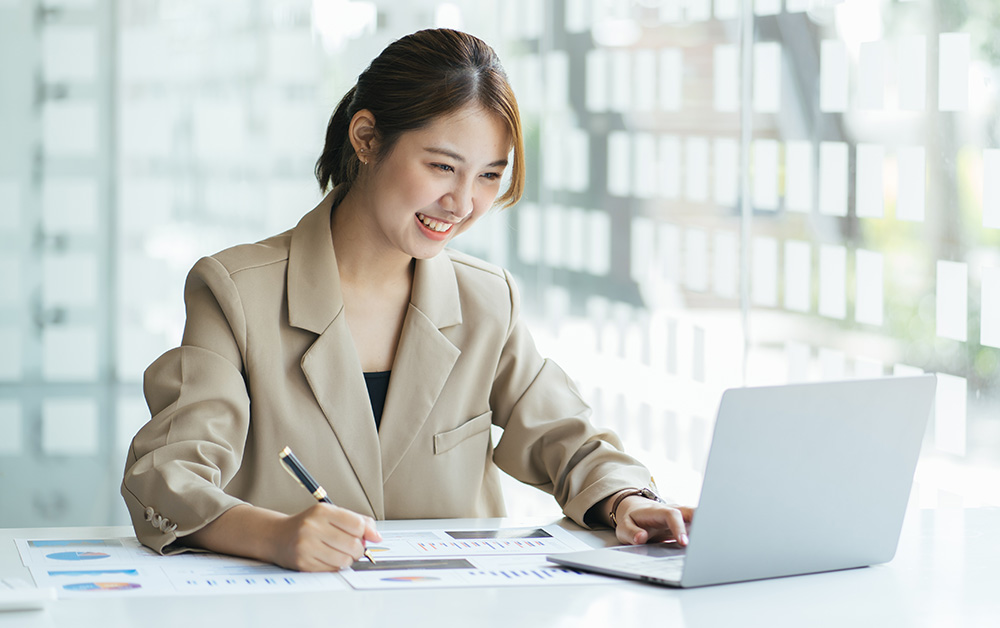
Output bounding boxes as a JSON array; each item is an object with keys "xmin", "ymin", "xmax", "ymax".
[{"xmin": 279, "ymin": 446, "xmax": 291, "ymax": 458}]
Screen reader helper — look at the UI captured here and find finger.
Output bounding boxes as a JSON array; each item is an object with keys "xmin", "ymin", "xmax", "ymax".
[
  {"xmin": 363, "ymin": 516, "xmax": 382, "ymax": 543},
  {"xmin": 304, "ymin": 506, "xmax": 370, "ymax": 561},
  {"xmin": 616, "ymin": 521, "xmax": 648, "ymax": 545},
  {"xmin": 302, "ymin": 506, "xmax": 379, "ymax": 564},
  {"xmin": 615, "ymin": 508, "xmax": 657, "ymax": 545},
  {"xmin": 649, "ymin": 507, "xmax": 688, "ymax": 545},
  {"xmin": 626, "ymin": 506, "xmax": 689, "ymax": 546},
  {"xmin": 317, "ymin": 524, "xmax": 369, "ymax": 563},
  {"xmin": 305, "ymin": 544, "xmax": 362, "ymax": 572},
  {"xmin": 321, "ymin": 505, "xmax": 369, "ymax": 539},
  {"xmin": 287, "ymin": 528, "xmax": 362, "ymax": 572}
]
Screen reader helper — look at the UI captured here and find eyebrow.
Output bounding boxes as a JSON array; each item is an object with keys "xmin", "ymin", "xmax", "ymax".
[{"xmin": 424, "ymin": 147, "xmax": 508, "ymax": 168}]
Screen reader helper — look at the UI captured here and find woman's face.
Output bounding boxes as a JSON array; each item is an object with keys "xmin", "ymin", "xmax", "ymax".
[{"xmin": 361, "ymin": 104, "xmax": 511, "ymax": 260}]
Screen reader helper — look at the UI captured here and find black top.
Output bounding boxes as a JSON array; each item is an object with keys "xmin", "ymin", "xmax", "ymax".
[{"xmin": 363, "ymin": 370, "xmax": 391, "ymax": 430}]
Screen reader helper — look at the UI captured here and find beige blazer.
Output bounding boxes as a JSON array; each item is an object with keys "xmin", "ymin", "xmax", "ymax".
[{"xmin": 121, "ymin": 194, "xmax": 652, "ymax": 554}]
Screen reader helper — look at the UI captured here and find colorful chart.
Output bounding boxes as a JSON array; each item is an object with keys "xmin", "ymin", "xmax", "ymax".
[
  {"xmin": 467, "ymin": 568, "xmax": 577, "ymax": 581},
  {"xmin": 63, "ymin": 582, "xmax": 142, "ymax": 592},
  {"xmin": 46, "ymin": 552, "xmax": 111, "ymax": 562},
  {"xmin": 414, "ymin": 539, "xmax": 556, "ymax": 553},
  {"xmin": 49, "ymin": 569, "xmax": 138, "ymax": 577},
  {"xmin": 29, "ymin": 540, "xmax": 111, "ymax": 548},
  {"xmin": 380, "ymin": 576, "xmax": 440, "ymax": 583}
]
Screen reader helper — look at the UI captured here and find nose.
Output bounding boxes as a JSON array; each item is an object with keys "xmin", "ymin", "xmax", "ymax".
[{"xmin": 445, "ymin": 177, "xmax": 475, "ymax": 219}]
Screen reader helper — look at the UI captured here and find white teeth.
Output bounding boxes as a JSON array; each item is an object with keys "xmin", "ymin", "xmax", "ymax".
[{"xmin": 418, "ymin": 213, "xmax": 452, "ymax": 233}]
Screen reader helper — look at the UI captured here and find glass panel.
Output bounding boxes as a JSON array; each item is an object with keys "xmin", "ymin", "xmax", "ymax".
[
  {"xmin": 2, "ymin": 0, "xmax": 998, "ymax": 527},
  {"xmin": 748, "ymin": 0, "xmax": 1000, "ymax": 508}
]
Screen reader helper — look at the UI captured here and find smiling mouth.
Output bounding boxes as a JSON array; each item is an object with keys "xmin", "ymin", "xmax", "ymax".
[{"xmin": 416, "ymin": 212, "xmax": 454, "ymax": 234}]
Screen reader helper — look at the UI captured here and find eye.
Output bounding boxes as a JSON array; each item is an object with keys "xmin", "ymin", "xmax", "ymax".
[
  {"xmin": 481, "ymin": 172, "xmax": 502, "ymax": 181},
  {"xmin": 432, "ymin": 163, "xmax": 454, "ymax": 173}
]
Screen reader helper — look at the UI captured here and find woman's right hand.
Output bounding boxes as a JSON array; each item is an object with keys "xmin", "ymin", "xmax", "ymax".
[
  {"xmin": 269, "ymin": 503, "xmax": 382, "ymax": 572},
  {"xmin": 183, "ymin": 503, "xmax": 380, "ymax": 572}
]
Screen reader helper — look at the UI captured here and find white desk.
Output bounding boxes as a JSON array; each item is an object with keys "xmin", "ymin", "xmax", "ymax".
[{"xmin": 1, "ymin": 508, "xmax": 996, "ymax": 627}]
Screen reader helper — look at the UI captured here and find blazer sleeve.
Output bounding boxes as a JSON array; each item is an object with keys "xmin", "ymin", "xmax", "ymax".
[
  {"xmin": 121, "ymin": 256, "xmax": 252, "ymax": 554},
  {"xmin": 488, "ymin": 270, "xmax": 653, "ymax": 528}
]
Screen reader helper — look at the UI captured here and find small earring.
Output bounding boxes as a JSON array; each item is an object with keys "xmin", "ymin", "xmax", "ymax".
[{"xmin": 359, "ymin": 149, "xmax": 368, "ymax": 165}]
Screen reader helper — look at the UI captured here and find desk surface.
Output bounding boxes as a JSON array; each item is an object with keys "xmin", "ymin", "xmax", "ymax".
[{"xmin": 1, "ymin": 508, "xmax": 996, "ymax": 628}]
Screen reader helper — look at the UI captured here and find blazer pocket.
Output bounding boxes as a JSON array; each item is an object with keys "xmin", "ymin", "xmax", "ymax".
[{"xmin": 433, "ymin": 411, "xmax": 493, "ymax": 455}]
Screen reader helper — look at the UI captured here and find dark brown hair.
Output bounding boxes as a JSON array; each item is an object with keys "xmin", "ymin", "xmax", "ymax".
[{"xmin": 315, "ymin": 28, "xmax": 525, "ymax": 208}]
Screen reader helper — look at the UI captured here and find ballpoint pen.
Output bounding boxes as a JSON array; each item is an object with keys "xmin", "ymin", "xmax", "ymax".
[{"xmin": 279, "ymin": 446, "xmax": 376, "ymax": 564}]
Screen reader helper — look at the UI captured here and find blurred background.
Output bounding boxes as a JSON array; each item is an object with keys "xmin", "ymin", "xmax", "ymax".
[{"xmin": 1, "ymin": 0, "xmax": 998, "ymax": 527}]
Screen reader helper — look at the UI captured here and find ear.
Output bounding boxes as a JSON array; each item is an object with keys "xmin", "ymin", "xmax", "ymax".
[{"xmin": 348, "ymin": 109, "xmax": 378, "ymax": 161}]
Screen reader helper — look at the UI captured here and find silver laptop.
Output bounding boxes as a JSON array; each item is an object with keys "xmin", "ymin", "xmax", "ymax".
[{"xmin": 549, "ymin": 375, "xmax": 937, "ymax": 588}]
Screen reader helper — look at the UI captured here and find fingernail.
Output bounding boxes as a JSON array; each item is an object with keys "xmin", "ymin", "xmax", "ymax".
[{"xmin": 681, "ymin": 533, "xmax": 689, "ymax": 545}]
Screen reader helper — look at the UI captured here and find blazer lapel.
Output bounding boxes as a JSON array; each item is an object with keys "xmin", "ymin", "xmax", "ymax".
[
  {"xmin": 379, "ymin": 252, "xmax": 462, "ymax": 482},
  {"xmin": 287, "ymin": 196, "xmax": 384, "ymax": 518}
]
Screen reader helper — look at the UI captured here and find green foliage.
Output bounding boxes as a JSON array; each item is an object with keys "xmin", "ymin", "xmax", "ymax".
[{"xmin": 938, "ymin": 0, "xmax": 1000, "ymax": 63}]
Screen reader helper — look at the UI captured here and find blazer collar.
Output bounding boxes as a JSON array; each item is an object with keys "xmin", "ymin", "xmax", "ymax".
[
  {"xmin": 287, "ymin": 193, "xmax": 342, "ymax": 335},
  {"xmin": 287, "ymin": 190, "xmax": 464, "ymax": 335},
  {"xmin": 378, "ymin": 252, "xmax": 463, "ymax": 482},
  {"xmin": 410, "ymin": 249, "xmax": 463, "ymax": 331}
]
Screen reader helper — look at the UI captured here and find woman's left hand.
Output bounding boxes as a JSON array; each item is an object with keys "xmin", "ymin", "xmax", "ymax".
[{"xmin": 612, "ymin": 495, "xmax": 694, "ymax": 546}]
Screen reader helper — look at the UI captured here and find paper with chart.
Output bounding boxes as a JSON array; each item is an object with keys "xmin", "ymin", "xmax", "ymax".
[
  {"xmin": 16, "ymin": 524, "xmax": 612, "ymax": 595},
  {"xmin": 362, "ymin": 525, "xmax": 588, "ymax": 559},
  {"xmin": 16, "ymin": 537, "xmax": 346, "ymax": 598},
  {"xmin": 339, "ymin": 554, "xmax": 613, "ymax": 589},
  {"xmin": 338, "ymin": 525, "xmax": 616, "ymax": 590}
]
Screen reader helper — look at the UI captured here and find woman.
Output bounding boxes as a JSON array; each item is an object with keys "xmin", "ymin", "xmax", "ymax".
[{"xmin": 122, "ymin": 28, "xmax": 692, "ymax": 572}]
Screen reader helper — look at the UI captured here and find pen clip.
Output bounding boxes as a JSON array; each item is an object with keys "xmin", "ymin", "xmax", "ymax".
[{"xmin": 278, "ymin": 446, "xmax": 304, "ymax": 488}]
